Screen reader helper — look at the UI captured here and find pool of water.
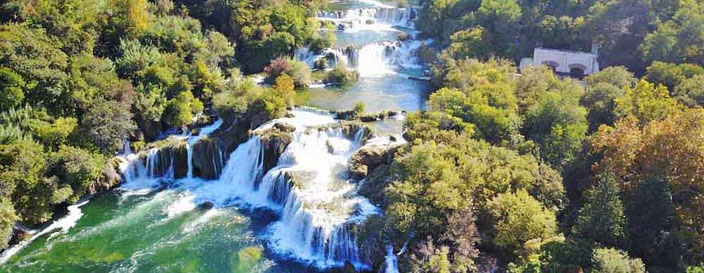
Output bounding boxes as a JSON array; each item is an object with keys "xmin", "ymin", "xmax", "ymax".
[{"xmin": 0, "ymin": 189, "xmax": 318, "ymax": 273}]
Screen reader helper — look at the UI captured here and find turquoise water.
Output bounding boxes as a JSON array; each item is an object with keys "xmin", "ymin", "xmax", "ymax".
[{"xmin": 0, "ymin": 189, "xmax": 314, "ymax": 273}]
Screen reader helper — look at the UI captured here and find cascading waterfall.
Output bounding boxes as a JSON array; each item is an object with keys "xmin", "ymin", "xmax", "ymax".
[
  {"xmin": 385, "ymin": 245, "xmax": 400, "ymax": 273},
  {"xmin": 117, "ymin": 110, "xmax": 388, "ymax": 269},
  {"xmin": 316, "ymin": 6, "xmax": 417, "ymax": 29},
  {"xmin": 298, "ymin": 40, "xmax": 423, "ymax": 77}
]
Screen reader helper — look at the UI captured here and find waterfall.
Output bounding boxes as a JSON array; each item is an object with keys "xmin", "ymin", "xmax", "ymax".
[
  {"xmin": 385, "ymin": 245, "xmax": 400, "ymax": 273},
  {"xmin": 117, "ymin": 111, "xmax": 388, "ymax": 269},
  {"xmin": 186, "ymin": 119, "xmax": 224, "ymax": 178},
  {"xmin": 297, "ymin": 40, "xmax": 423, "ymax": 78},
  {"xmin": 316, "ymin": 6, "xmax": 417, "ymax": 29}
]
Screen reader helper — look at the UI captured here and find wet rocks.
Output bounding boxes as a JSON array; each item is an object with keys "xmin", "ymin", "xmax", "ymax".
[
  {"xmin": 95, "ymin": 157, "xmax": 123, "ymax": 193},
  {"xmin": 348, "ymin": 141, "xmax": 402, "ymax": 180},
  {"xmin": 256, "ymin": 122, "xmax": 295, "ymax": 172},
  {"xmin": 192, "ymin": 138, "xmax": 225, "ymax": 180},
  {"xmin": 142, "ymin": 137, "xmax": 189, "ymax": 178}
]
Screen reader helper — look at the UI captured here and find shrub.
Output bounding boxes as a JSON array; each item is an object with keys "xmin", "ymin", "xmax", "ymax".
[
  {"xmin": 264, "ymin": 57, "xmax": 311, "ymax": 88},
  {"xmin": 324, "ymin": 64, "xmax": 359, "ymax": 86}
]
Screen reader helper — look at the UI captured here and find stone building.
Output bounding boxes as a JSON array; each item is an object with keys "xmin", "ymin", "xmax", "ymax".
[{"xmin": 520, "ymin": 45, "xmax": 600, "ymax": 78}]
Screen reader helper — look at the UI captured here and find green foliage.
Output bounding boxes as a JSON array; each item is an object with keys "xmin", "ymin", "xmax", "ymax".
[
  {"xmin": 539, "ymin": 238, "xmax": 593, "ymax": 272},
  {"xmin": 582, "ymin": 67, "xmax": 634, "ymax": 131},
  {"xmin": 0, "ymin": 68, "xmax": 25, "ymax": 111},
  {"xmin": 253, "ymin": 74, "xmax": 295, "ymax": 120},
  {"xmin": 324, "ymin": 64, "xmax": 359, "ymax": 86},
  {"xmin": 572, "ymin": 169, "xmax": 626, "ymax": 247},
  {"xmin": 55, "ymin": 146, "xmax": 106, "ymax": 202},
  {"xmin": 0, "ymin": 198, "xmax": 17, "ymax": 248},
  {"xmin": 591, "ymin": 248, "xmax": 646, "ymax": 273},
  {"xmin": 164, "ymin": 91, "xmax": 203, "ymax": 128},
  {"xmin": 264, "ymin": 57, "xmax": 311, "ymax": 88},
  {"xmin": 83, "ymin": 100, "xmax": 137, "ymax": 154},
  {"xmin": 614, "ymin": 80, "xmax": 680, "ymax": 125},
  {"xmin": 519, "ymin": 67, "xmax": 587, "ymax": 169},
  {"xmin": 0, "ymin": 24, "xmax": 69, "ymax": 115},
  {"xmin": 674, "ymin": 74, "xmax": 704, "ymax": 107},
  {"xmin": 0, "ymin": 139, "xmax": 69, "ymax": 224},
  {"xmin": 213, "ymin": 73, "xmax": 260, "ymax": 120},
  {"xmin": 486, "ymin": 190, "xmax": 557, "ymax": 253},
  {"xmin": 625, "ymin": 176, "xmax": 680, "ymax": 268}
]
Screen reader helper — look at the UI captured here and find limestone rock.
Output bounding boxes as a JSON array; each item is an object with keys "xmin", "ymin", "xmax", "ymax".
[
  {"xmin": 256, "ymin": 125, "xmax": 295, "ymax": 173},
  {"xmin": 192, "ymin": 138, "xmax": 225, "ymax": 180}
]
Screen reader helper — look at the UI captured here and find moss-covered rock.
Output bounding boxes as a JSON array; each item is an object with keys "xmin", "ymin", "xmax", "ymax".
[
  {"xmin": 95, "ymin": 157, "xmax": 124, "ymax": 192},
  {"xmin": 256, "ymin": 122, "xmax": 295, "ymax": 173},
  {"xmin": 192, "ymin": 138, "xmax": 225, "ymax": 180},
  {"xmin": 141, "ymin": 137, "xmax": 189, "ymax": 178},
  {"xmin": 348, "ymin": 141, "xmax": 401, "ymax": 180}
]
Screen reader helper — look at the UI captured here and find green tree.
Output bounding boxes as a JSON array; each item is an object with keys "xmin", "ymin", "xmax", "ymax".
[
  {"xmin": 0, "ymin": 198, "xmax": 17, "ymax": 248},
  {"xmin": 0, "ymin": 24, "xmax": 69, "ymax": 115},
  {"xmin": 674, "ymin": 74, "xmax": 704, "ymax": 107},
  {"xmin": 614, "ymin": 79, "xmax": 680, "ymax": 125},
  {"xmin": 0, "ymin": 68, "xmax": 25, "ymax": 111},
  {"xmin": 486, "ymin": 190, "xmax": 557, "ymax": 253},
  {"xmin": 56, "ymin": 146, "xmax": 106, "ymax": 202},
  {"xmin": 591, "ymin": 248, "xmax": 646, "ymax": 273},
  {"xmin": 82, "ymin": 100, "xmax": 137, "ymax": 154},
  {"xmin": 572, "ymin": 169, "xmax": 626, "ymax": 247},
  {"xmin": 582, "ymin": 67, "xmax": 633, "ymax": 131}
]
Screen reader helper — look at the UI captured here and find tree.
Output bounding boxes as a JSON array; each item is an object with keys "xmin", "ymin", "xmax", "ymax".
[
  {"xmin": 164, "ymin": 91, "xmax": 203, "ymax": 128},
  {"xmin": 572, "ymin": 168, "xmax": 626, "ymax": 247},
  {"xmin": 0, "ymin": 198, "xmax": 17, "ymax": 248},
  {"xmin": 82, "ymin": 100, "xmax": 137, "ymax": 154},
  {"xmin": 582, "ymin": 66, "xmax": 634, "ymax": 131},
  {"xmin": 0, "ymin": 139, "xmax": 70, "ymax": 224},
  {"xmin": 56, "ymin": 146, "xmax": 106, "ymax": 202},
  {"xmin": 591, "ymin": 248, "xmax": 646, "ymax": 273},
  {"xmin": 674, "ymin": 74, "xmax": 704, "ymax": 107},
  {"xmin": 0, "ymin": 68, "xmax": 25, "ymax": 111},
  {"xmin": 486, "ymin": 190, "xmax": 557, "ymax": 253},
  {"xmin": 0, "ymin": 24, "xmax": 69, "ymax": 115},
  {"xmin": 519, "ymin": 69, "xmax": 588, "ymax": 169},
  {"xmin": 614, "ymin": 79, "xmax": 680, "ymax": 125},
  {"xmin": 625, "ymin": 176, "xmax": 680, "ymax": 268}
]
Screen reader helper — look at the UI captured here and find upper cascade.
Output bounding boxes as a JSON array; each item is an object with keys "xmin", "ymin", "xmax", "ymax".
[
  {"xmin": 316, "ymin": 6, "xmax": 417, "ymax": 30},
  {"xmin": 116, "ymin": 110, "xmax": 404, "ymax": 269}
]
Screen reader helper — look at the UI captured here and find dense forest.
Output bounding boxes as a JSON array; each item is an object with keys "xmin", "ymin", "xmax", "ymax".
[{"xmin": 0, "ymin": 0, "xmax": 704, "ymax": 272}]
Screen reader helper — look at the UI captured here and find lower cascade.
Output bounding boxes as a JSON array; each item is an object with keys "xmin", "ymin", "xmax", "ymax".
[{"xmin": 117, "ymin": 110, "xmax": 392, "ymax": 269}]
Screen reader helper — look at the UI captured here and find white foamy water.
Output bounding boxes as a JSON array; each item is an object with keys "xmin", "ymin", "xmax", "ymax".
[
  {"xmin": 298, "ymin": 40, "xmax": 424, "ymax": 78},
  {"xmin": 385, "ymin": 244, "xmax": 400, "ymax": 273},
  {"xmin": 0, "ymin": 200, "xmax": 89, "ymax": 264}
]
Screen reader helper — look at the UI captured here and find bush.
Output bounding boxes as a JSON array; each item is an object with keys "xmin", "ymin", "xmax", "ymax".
[
  {"xmin": 309, "ymin": 31, "xmax": 336, "ymax": 54},
  {"xmin": 56, "ymin": 146, "xmax": 106, "ymax": 201},
  {"xmin": 0, "ymin": 198, "xmax": 17, "ymax": 248},
  {"xmin": 83, "ymin": 100, "xmax": 138, "ymax": 154},
  {"xmin": 253, "ymin": 74, "xmax": 296, "ymax": 120},
  {"xmin": 264, "ymin": 57, "xmax": 311, "ymax": 88},
  {"xmin": 592, "ymin": 248, "xmax": 646, "ymax": 273},
  {"xmin": 164, "ymin": 91, "xmax": 204, "ymax": 128},
  {"xmin": 324, "ymin": 64, "xmax": 359, "ymax": 86},
  {"xmin": 314, "ymin": 58, "xmax": 327, "ymax": 70}
]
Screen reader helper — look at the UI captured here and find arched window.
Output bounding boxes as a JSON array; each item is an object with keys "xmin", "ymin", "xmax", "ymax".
[
  {"xmin": 541, "ymin": 60, "xmax": 559, "ymax": 72},
  {"xmin": 569, "ymin": 64, "xmax": 587, "ymax": 79}
]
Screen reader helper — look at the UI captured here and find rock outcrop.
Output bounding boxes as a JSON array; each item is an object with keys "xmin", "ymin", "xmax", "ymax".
[
  {"xmin": 348, "ymin": 137, "xmax": 402, "ymax": 180},
  {"xmin": 192, "ymin": 138, "xmax": 225, "ymax": 180},
  {"xmin": 256, "ymin": 122, "xmax": 295, "ymax": 172}
]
